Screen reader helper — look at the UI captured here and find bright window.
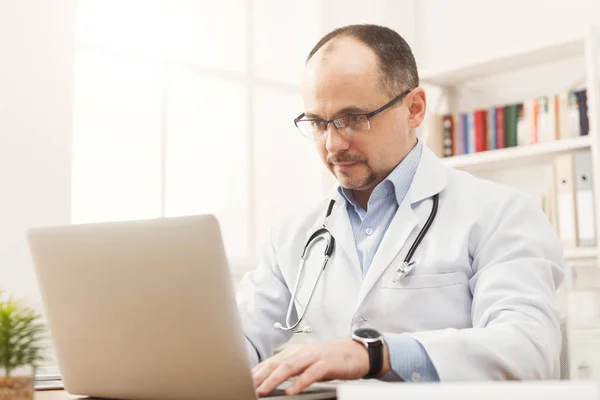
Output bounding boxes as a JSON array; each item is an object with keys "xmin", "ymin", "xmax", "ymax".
[{"xmin": 72, "ymin": 0, "xmax": 327, "ymax": 263}]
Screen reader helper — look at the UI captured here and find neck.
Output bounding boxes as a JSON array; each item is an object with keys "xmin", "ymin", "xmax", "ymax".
[
  {"xmin": 350, "ymin": 136, "xmax": 419, "ymax": 211},
  {"xmin": 352, "ymin": 188, "xmax": 374, "ymax": 211}
]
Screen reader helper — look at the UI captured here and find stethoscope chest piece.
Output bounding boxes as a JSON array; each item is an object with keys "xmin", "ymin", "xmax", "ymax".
[{"xmin": 392, "ymin": 260, "xmax": 416, "ymax": 283}]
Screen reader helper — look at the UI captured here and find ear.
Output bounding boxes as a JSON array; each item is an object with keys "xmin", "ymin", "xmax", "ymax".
[{"xmin": 407, "ymin": 88, "xmax": 427, "ymax": 129}]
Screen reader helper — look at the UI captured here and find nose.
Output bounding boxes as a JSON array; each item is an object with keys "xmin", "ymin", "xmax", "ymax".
[{"xmin": 324, "ymin": 124, "xmax": 350, "ymax": 154}]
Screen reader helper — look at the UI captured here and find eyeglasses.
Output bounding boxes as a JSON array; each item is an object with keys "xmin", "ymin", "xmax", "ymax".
[{"xmin": 293, "ymin": 89, "xmax": 412, "ymax": 139}]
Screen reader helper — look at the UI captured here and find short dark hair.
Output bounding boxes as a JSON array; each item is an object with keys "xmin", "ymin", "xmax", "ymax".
[{"xmin": 306, "ymin": 24, "xmax": 419, "ymax": 96}]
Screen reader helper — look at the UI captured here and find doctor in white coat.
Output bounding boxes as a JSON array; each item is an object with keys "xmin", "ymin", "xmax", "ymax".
[{"xmin": 237, "ymin": 24, "xmax": 565, "ymax": 396}]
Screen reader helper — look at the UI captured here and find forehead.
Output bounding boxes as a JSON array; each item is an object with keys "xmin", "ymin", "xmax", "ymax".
[{"xmin": 301, "ymin": 38, "xmax": 388, "ymax": 116}]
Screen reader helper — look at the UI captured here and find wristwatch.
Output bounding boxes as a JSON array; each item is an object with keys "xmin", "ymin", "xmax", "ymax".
[{"xmin": 352, "ymin": 327, "xmax": 384, "ymax": 379}]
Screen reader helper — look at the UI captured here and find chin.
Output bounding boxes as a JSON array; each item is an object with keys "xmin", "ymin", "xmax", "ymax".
[{"xmin": 337, "ymin": 174, "xmax": 369, "ymax": 190}]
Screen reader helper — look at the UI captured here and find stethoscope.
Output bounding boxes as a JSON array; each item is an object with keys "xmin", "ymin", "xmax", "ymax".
[{"xmin": 274, "ymin": 193, "xmax": 440, "ymax": 334}]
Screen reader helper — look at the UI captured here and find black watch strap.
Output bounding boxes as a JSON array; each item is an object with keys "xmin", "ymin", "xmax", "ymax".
[{"xmin": 364, "ymin": 340, "xmax": 383, "ymax": 379}]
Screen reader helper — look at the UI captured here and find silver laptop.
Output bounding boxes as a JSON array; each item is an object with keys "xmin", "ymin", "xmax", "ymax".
[{"xmin": 27, "ymin": 215, "xmax": 336, "ymax": 400}]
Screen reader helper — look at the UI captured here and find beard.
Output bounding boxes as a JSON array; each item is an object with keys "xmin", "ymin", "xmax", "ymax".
[{"xmin": 327, "ymin": 152, "xmax": 377, "ymax": 190}]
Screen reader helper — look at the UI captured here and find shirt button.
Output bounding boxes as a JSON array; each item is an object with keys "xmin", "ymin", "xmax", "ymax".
[
  {"xmin": 353, "ymin": 315, "xmax": 366, "ymax": 327},
  {"xmin": 365, "ymin": 228, "xmax": 373, "ymax": 235},
  {"xmin": 411, "ymin": 372, "xmax": 421, "ymax": 382}
]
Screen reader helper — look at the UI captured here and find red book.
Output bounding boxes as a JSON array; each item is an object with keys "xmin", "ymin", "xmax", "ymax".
[
  {"xmin": 496, "ymin": 107, "xmax": 505, "ymax": 149},
  {"xmin": 474, "ymin": 110, "xmax": 487, "ymax": 152}
]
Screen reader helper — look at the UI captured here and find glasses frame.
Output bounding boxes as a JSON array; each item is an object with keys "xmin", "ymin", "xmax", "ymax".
[{"xmin": 293, "ymin": 88, "xmax": 412, "ymax": 138}]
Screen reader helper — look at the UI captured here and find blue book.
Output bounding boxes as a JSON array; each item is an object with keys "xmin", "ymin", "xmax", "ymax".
[
  {"xmin": 467, "ymin": 113, "xmax": 475, "ymax": 154},
  {"xmin": 455, "ymin": 114, "xmax": 464, "ymax": 155},
  {"xmin": 462, "ymin": 113, "xmax": 469, "ymax": 155}
]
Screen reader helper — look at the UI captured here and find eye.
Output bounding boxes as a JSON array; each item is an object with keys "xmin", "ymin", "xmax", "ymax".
[
  {"xmin": 349, "ymin": 115, "xmax": 364, "ymax": 123},
  {"xmin": 309, "ymin": 120, "xmax": 325, "ymax": 129}
]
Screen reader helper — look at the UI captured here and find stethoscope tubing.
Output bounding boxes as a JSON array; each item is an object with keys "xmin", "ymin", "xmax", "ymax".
[{"xmin": 275, "ymin": 193, "xmax": 439, "ymax": 334}]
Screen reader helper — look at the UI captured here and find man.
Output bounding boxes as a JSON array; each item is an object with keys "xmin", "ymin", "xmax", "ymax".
[{"xmin": 236, "ymin": 24, "xmax": 564, "ymax": 396}]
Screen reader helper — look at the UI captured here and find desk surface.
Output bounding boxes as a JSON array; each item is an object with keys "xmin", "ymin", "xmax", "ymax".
[{"xmin": 36, "ymin": 391, "xmax": 81, "ymax": 400}]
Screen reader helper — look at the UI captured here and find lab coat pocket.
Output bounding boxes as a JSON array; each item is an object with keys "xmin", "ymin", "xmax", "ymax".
[{"xmin": 381, "ymin": 271, "xmax": 468, "ymax": 289}]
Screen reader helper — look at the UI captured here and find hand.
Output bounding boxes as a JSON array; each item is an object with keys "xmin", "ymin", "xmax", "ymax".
[{"xmin": 252, "ymin": 338, "xmax": 390, "ymax": 396}]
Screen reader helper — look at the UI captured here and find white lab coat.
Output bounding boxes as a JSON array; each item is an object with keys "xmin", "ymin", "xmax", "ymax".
[{"xmin": 236, "ymin": 144, "xmax": 565, "ymax": 381}]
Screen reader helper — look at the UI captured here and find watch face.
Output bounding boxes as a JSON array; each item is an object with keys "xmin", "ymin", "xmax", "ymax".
[{"xmin": 354, "ymin": 328, "xmax": 381, "ymax": 339}]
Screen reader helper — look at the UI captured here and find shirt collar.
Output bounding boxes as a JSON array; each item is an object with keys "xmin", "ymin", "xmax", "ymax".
[{"xmin": 337, "ymin": 139, "xmax": 423, "ymax": 211}]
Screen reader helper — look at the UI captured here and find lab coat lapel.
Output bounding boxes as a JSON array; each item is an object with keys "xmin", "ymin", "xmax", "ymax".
[
  {"xmin": 356, "ymin": 144, "xmax": 448, "ymax": 306},
  {"xmin": 357, "ymin": 199, "xmax": 418, "ymax": 305}
]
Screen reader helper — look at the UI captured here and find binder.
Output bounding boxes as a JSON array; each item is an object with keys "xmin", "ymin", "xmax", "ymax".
[
  {"xmin": 574, "ymin": 149, "xmax": 597, "ymax": 247},
  {"xmin": 543, "ymin": 164, "xmax": 558, "ymax": 233},
  {"xmin": 554, "ymin": 153, "xmax": 578, "ymax": 248}
]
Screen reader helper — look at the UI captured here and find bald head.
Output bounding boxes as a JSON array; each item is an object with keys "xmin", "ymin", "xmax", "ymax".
[
  {"xmin": 306, "ymin": 24, "xmax": 418, "ymax": 96},
  {"xmin": 302, "ymin": 38, "xmax": 383, "ymax": 106}
]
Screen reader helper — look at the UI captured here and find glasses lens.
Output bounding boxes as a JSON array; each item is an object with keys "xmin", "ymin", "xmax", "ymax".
[
  {"xmin": 335, "ymin": 115, "xmax": 370, "ymax": 135},
  {"xmin": 296, "ymin": 120, "xmax": 325, "ymax": 138}
]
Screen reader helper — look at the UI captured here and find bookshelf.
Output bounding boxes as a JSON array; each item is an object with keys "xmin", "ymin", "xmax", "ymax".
[
  {"xmin": 422, "ymin": 24, "xmax": 600, "ymax": 268},
  {"xmin": 441, "ymin": 136, "xmax": 592, "ymax": 171},
  {"xmin": 564, "ymin": 247, "xmax": 598, "ymax": 261},
  {"xmin": 419, "ymin": 24, "xmax": 600, "ymax": 384}
]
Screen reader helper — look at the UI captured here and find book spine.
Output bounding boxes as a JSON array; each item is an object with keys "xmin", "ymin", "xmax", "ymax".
[
  {"xmin": 474, "ymin": 110, "xmax": 486, "ymax": 152},
  {"xmin": 443, "ymin": 114, "xmax": 453, "ymax": 157},
  {"xmin": 496, "ymin": 107, "xmax": 505, "ymax": 149}
]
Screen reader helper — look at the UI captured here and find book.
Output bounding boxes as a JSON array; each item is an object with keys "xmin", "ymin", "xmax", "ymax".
[{"xmin": 429, "ymin": 88, "xmax": 589, "ymax": 157}]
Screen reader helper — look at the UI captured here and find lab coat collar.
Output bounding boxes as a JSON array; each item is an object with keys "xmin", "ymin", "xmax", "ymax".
[
  {"xmin": 322, "ymin": 139, "xmax": 447, "ymax": 209},
  {"xmin": 321, "ymin": 189, "xmax": 364, "ymax": 281},
  {"xmin": 405, "ymin": 143, "xmax": 447, "ymax": 205},
  {"xmin": 309, "ymin": 142, "xmax": 448, "ymax": 306},
  {"xmin": 302, "ymin": 186, "xmax": 364, "ymax": 283},
  {"xmin": 357, "ymin": 144, "xmax": 448, "ymax": 303}
]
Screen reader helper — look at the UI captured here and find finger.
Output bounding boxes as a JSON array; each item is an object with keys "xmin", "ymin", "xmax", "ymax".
[
  {"xmin": 256, "ymin": 359, "xmax": 309, "ymax": 397},
  {"xmin": 252, "ymin": 361, "xmax": 277, "ymax": 388},
  {"xmin": 286, "ymin": 361, "xmax": 328, "ymax": 396},
  {"xmin": 252, "ymin": 346, "xmax": 301, "ymax": 385}
]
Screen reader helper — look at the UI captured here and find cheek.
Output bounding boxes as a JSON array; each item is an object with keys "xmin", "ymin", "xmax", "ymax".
[
  {"xmin": 315, "ymin": 141, "xmax": 328, "ymax": 163},
  {"xmin": 352, "ymin": 137, "xmax": 380, "ymax": 166},
  {"xmin": 356, "ymin": 136, "xmax": 397, "ymax": 174}
]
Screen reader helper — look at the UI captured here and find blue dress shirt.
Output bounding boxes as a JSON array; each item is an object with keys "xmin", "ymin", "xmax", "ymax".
[{"xmin": 337, "ymin": 139, "xmax": 440, "ymax": 382}]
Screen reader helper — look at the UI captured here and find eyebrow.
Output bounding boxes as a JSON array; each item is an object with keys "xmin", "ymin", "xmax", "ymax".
[{"xmin": 304, "ymin": 105, "xmax": 372, "ymax": 120}]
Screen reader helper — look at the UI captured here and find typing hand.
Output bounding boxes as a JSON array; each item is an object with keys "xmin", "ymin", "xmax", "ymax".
[{"xmin": 252, "ymin": 338, "xmax": 389, "ymax": 396}]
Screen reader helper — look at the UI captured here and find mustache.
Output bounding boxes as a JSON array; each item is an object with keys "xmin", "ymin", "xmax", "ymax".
[{"xmin": 327, "ymin": 153, "xmax": 366, "ymax": 164}]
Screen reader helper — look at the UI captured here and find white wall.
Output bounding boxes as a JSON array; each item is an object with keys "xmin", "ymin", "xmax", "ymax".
[
  {"xmin": 0, "ymin": 0, "xmax": 75, "ymax": 308},
  {"xmin": 322, "ymin": 0, "xmax": 417, "ymax": 47},
  {"xmin": 415, "ymin": 0, "xmax": 600, "ymax": 71}
]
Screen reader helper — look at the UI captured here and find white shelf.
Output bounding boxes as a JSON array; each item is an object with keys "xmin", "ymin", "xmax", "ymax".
[
  {"xmin": 441, "ymin": 136, "xmax": 592, "ymax": 170},
  {"xmin": 420, "ymin": 37, "xmax": 585, "ymax": 86},
  {"xmin": 564, "ymin": 247, "xmax": 597, "ymax": 261}
]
